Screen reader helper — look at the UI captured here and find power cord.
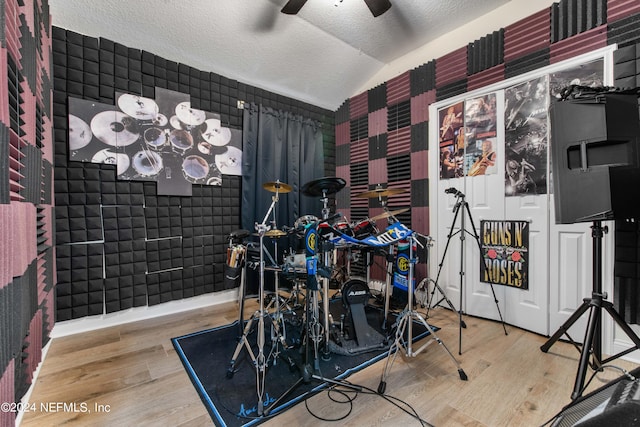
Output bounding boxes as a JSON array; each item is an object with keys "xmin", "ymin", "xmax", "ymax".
[{"xmin": 302, "ymin": 376, "xmax": 434, "ymax": 426}]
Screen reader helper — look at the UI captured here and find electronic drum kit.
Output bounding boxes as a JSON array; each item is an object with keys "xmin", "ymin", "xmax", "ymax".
[{"xmin": 226, "ymin": 177, "xmax": 467, "ymax": 415}]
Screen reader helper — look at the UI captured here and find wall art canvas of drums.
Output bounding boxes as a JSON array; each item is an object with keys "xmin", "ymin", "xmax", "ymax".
[{"xmin": 67, "ymin": 87, "xmax": 243, "ymax": 196}]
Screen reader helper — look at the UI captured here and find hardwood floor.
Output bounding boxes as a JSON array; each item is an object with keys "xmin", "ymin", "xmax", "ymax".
[{"xmin": 19, "ymin": 296, "xmax": 640, "ymax": 426}]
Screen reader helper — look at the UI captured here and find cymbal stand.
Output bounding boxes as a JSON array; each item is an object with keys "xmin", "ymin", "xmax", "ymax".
[
  {"xmin": 413, "ymin": 233, "xmax": 434, "ymax": 308},
  {"xmin": 228, "ymin": 229, "xmax": 250, "ymax": 340},
  {"xmin": 428, "ymin": 188, "xmax": 507, "ymax": 354},
  {"xmin": 226, "ymin": 185, "xmax": 288, "ymax": 416},
  {"xmin": 381, "ymin": 243, "xmax": 395, "ymax": 331},
  {"xmin": 264, "ymin": 234, "xmax": 290, "ymax": 365},
  {"xmin": 378, "ymin": 233, "xmax": 467, "ymax": 395},
  {"xmin": 319, "ymin": 188, "xmax": 332, "ymax": 360},
  {"xmin": 370, "ymin": 194, "xmax": 399, "ymax": 331},
  {"xmin": 264, "ymin": 222, "xmax": 363, "ymax": 417}
]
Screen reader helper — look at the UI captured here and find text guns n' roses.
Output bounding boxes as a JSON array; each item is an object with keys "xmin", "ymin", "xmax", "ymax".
[{"xmin": 480, "ymin": 221, "xmax": 528, "ymax": 289}]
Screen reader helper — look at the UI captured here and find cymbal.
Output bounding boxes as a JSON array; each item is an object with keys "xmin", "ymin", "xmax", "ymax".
[
  {"xmin": 69, "ymin": 114, "xmax": 92, "ymax": 150},
  {"xmin": 263, "ymin": 181, "xmax": 292, "ymax": 193},
  {"xmin": 301, "ymin": 176, "xmax": 346, "ymax": 197},
  {"xmin": 216, "ymin": 146, "xmax": 242, "ymax": 176},
  {"xmin": 175, "ymin": 101, "xmax": 206, "ymax": 126},
  {"xmin": 254, "ymin": 229, "xmax": 287, "ymax": 238},
  {"xmin": 91, "ymin": 149, "xmax": 130, "ymax": 176},
  {"xmin": 370, "ymin": 208, "xmax": 410, "ymax": 222},
  {"xmin": 201, "ymin": 118, "xmax": 232, "ymax": 146},
  {"xmin": 90, "ymin": 111, "xmax": 140, "ymax": 147},
  {"xmin": 354, "ymin": 187, "xmax": 406, "ymax": 199},
  {"xmin": 117, "ymin": 94, "xmax": 159, "ymax": 121}
]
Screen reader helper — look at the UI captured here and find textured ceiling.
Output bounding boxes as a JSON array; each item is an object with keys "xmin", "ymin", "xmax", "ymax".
[{"xmin": 49, "ymin": 0, "xmax": 512, "ymax": 110}]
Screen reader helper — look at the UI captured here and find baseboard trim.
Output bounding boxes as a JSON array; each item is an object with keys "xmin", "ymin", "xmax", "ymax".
[{"xmin": 51, "ymin": 289, "xmax": 239, "ymax": 338}]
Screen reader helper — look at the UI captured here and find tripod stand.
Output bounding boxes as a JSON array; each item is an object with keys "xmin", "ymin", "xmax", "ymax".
[
  {"xmin": 540, "ymin": 220, "xmax": 640, "ymax": 400},
  {"xmin": 378, "ymin": 231, "xmax": 467, "ymax": 394},
  {"xmin": 226, "ymin": 181, "xmax": 290, "ymax": 416},
  {"xmin": 429, "ymin": 187, "xmax": 507, "ymax": 354}
]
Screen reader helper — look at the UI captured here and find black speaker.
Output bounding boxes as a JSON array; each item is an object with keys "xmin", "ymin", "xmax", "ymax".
[
  {"xmin": 551, "ymin": 367, "xmax": 640, "ymax": 426},
  {"xmin": 550, "ymin": 94, "xmax": 640, "ymax": 224}
]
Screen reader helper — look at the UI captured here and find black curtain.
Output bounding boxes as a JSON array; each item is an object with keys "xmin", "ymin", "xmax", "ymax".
[{"xmin": 241, "ymin": 103, "xmax": 325, "ymax": 246}]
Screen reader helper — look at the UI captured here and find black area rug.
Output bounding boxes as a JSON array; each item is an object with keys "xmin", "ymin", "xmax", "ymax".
[{"xmin": 172, "ymin": 300, "xmax": 433, "ymax": 427}]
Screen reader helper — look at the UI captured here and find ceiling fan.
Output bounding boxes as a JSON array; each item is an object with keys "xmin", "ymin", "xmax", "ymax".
[{"xmin": 281, "ymin": 0, "xmax": 392, "ymax": 17}]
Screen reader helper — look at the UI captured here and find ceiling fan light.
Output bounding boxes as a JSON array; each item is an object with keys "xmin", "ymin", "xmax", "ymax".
[{"xmin": 363, "ymin": 0, "xmax": 392, "ymax": 17}]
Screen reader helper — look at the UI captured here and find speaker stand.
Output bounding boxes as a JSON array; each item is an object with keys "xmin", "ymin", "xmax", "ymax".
[{"xmin": 541, "ymin": 220, "xmax": 640, "ymax": 400}]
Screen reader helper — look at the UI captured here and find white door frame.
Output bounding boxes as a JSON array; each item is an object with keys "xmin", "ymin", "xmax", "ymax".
[{"xmin": 427, "ymin": 45, "xmax": 631, "ymax": 360}]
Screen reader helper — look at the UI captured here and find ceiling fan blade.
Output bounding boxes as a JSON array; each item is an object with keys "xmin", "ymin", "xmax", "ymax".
[
  {"xmin": 363, "ymin": 0, "xmax": 392, "ymax": 17},
  {"xmin": 281, "ymin": 0, "xmax": 308, "ymax": 15}
]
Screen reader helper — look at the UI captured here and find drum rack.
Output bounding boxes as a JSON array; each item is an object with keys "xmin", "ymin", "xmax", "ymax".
[{"xmin": 226, "ymin": 177, "xmax": 469, "ymax": 418}]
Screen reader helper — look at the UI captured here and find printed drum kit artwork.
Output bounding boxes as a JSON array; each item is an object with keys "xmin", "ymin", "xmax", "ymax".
[
  {"xmin": 227, "ymin": 177, "xmax": 467, "ymax": 415},
  {"xmin": 67, "ymin": 89, "xmax": 242, "ymax": 195}
]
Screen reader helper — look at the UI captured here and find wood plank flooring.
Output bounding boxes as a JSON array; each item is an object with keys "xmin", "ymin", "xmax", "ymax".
[{"xmin": 19, "ymin": 297, "xmax": 640, "ymax": 426}]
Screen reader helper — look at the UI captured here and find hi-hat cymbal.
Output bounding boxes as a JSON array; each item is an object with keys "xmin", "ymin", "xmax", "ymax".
[
  {"xmin": 254, "ymin": 229, "xmax": 287, "ymax": 238},
  {"xmin": 263, "ymin": 181, "xmax": 292, "ymax": 193},
  {"xmin": 354, "ymin": 187, "xmax": 406, "ymax": 199},
  {"xmin": 370, "ymin": 208, "xmax": 410, "ymax": 222},
  {"xmin": 301, "ymin": 176, "xmax": 346, "ymax": 197}
]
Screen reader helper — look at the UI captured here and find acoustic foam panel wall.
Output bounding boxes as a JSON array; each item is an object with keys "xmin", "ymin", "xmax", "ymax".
[
  {"xmin": 146, "ymin": 269, "xmax": 183, "ymax": 305},
  {"xmin": 0, "ymin": 124, "xmax": 9, "ymax": 203},
  {"xmin": 55, "ymin": 243, "xmax": 104, "ymax": 321},
  {"xmin": 144, "ymin": 206, "xmax": 182, "ymax": 239},
  {"xmin": 104, "ymin": 240, "xmax": 146, "ymax": 278},
  {"xmin": 52, "ymin": 28, "xmax": 334, "ymax": 323},
  {"xmin": 615, "ymin": 219, "xmax": 640, "ymax": 324},
  {"xmin": 145, "ymin": 237, "xmax": 183, "ymax": 273},
  {"xmin": 550, "ymin": 0, "xmax": 607, "ymax": 43},
  {"xmin": 468, "ymin": 30, "xmax": 504, "ymax": 75}
]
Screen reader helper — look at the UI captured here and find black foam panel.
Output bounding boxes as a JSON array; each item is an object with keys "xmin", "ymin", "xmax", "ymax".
[
  {"xmin": 350, "ymin": 116, "xmax": 368, "ymax": 140},
  {"xmin": 504, "ymin": 48, "xmax": 550, "ymax": 80},
  {"xmin": 468, "ymin": 29, "xmax": 504, "ymax": 75},
  {"xmin": 388, "ymin": 100, "xmax": 411, "ymax": 130},
  {"xmin": 0, "ymin": 124, "xmax": 9, "ymax": 203},
  {"xmin": 436, "ymin": 78, "xmax": 468, "ymax": 102},
  {"xmin": 51, "ymin": 27, "xmax": 334, "ymax": 321}
]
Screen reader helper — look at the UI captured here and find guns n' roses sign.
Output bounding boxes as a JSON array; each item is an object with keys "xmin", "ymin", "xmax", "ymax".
[{"xmin": 480, "ymin": 220, "xmax": 529, "ymax": 289}]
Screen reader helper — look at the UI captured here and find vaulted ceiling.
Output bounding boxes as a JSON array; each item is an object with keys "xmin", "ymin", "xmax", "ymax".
[{"xmin": 49, "ymin": 0, "xmax": 514, "ymax": 110}]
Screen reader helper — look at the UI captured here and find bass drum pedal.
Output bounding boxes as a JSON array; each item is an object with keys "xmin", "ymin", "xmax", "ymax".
[{"xmin": 329, "ymin": 279, "xmax": 388, "ymax": 355}]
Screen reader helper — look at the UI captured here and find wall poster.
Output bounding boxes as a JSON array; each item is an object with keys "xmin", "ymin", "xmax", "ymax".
[
  {"xmin": 68, "ymin": 87, "xmax": 242, "ymax": 196},
  {"xmin": 504, "ymin": 76, "xmax": 549, "ymax": 196},
  {"xmin": 480, "ymin": 220, "xmax": 529, "ymax": 290},
  {"xmin": 464, "ymin": 93, "xmax": 498, "ymax": 176},
  {"xmin": 438, "ymin": 101, "xmax": 464, "ymax": 179}
]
